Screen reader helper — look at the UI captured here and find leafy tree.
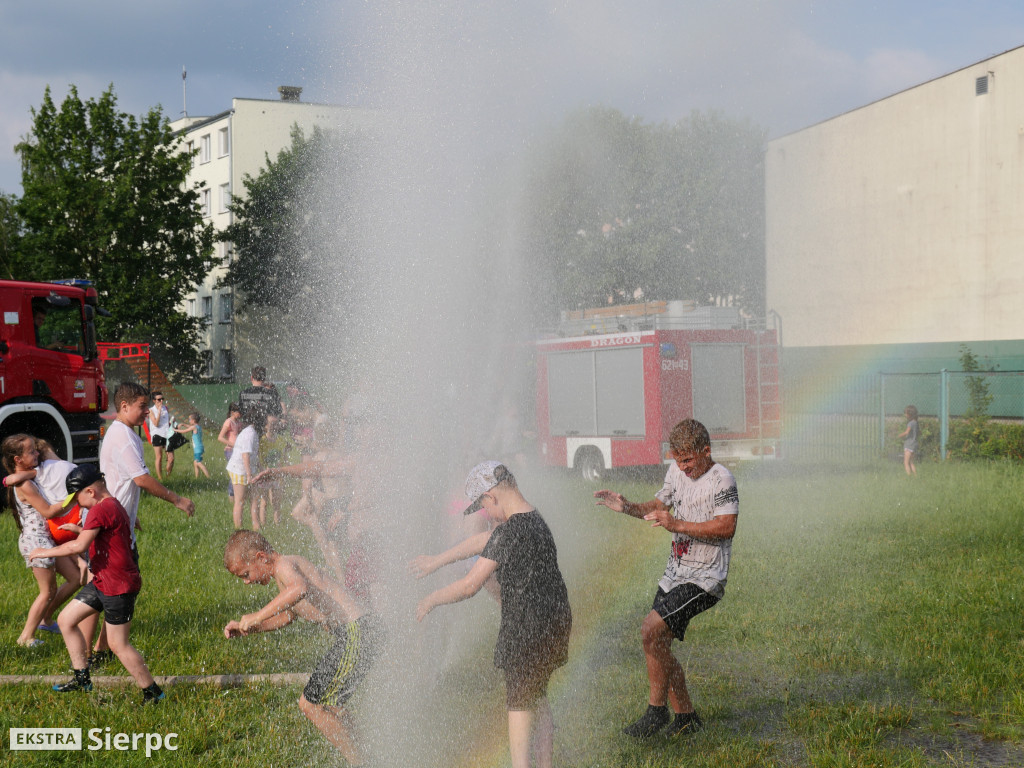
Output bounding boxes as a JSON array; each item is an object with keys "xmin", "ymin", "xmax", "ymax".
[
  {"xmin": 0, "ymin": 193, "xmax": 22, "ymax": 279},
  {"xmin": 521, "ymin": 106, "xmax": 766, "ymax": 318},
  {"xmin": 15, "ymin": 85, "xmax": 217, "ymax": 379},
  {"xmin": 217, "ymin": 125, "xmax": 363, "ymax": 373}
]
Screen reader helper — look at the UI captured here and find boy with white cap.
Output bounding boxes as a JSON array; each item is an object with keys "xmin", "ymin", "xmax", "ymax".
[
  {"xmin": 415, "ymin": 461, "xmax": 572, "ymax": 768},
  {"xmin": 29, "ymin": 464, "xmax": 164, "ymax": 702}
]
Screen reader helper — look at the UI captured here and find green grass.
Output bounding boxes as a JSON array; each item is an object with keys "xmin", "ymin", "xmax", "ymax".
[{"xmin": 2, "ymin": 454, "xmax": 1023, "ymax": 766}]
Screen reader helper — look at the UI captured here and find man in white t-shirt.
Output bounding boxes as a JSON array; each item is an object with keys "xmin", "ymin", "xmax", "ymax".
[{"xmin": 594, "ymin": 419, "xmax": 738, "ymax": 739}]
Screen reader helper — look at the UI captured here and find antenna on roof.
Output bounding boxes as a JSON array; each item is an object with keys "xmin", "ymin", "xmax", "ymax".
[{"xmin": 182, "ymin": 66, "xmax": 188, "ymax": 118}]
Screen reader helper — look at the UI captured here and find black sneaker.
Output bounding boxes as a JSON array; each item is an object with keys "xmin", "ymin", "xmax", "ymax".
[
  {"xmin": 664, "ymin": 711, "xmax": 703, "ymax": 737},
  {"xmin": 142, "ymin": 684, "xmax": 165, "ymax": 704},
  {"xmin": 53, "ymin": 672, "xmax": 92, "ymax": 693},
  {"xmin": 87, "ymin": 650, "xmax": 114, "ymax": 668},
  {"xmin": 623, "ymin": 704, "xmax": 671, "ymax": 738}
]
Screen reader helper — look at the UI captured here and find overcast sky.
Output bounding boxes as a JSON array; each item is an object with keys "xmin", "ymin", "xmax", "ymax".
[{"xmin": 3, "ymin": 0, "xmax": 1024, "ymax": 195}]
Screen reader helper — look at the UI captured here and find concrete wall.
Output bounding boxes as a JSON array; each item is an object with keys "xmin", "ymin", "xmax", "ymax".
[{"xmin": 766, "ymin": 45, "xmax": 1024, "ymax": 349}]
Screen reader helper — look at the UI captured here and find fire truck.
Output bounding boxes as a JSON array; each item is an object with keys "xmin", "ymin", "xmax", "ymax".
[
  {"xmin": 0, "ymin": 280, "xmax": 108, "ymax": 464},
  {"xmin": 535, "ymin": 300, "xmax": 782, "ymax": 479}
]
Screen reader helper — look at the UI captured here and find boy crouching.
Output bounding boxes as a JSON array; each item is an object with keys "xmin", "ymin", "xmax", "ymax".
[{"xmin": 223, "ymin": 530, "xmax": 381, "ymax": 766}]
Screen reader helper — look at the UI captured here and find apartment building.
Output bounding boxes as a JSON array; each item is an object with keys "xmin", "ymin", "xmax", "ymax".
[{"xmin": 171, "ymin": 87, "xmax": 375, "ymax": 380}]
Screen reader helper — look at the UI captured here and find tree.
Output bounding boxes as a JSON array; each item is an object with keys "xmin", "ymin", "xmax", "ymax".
[
  {"xmin": 0, "ymin": 193, "xmax": 22, "ymax": 279},
  {"xmin": 16, "ymin": 85, "xmax": 217, "ymax": 379},
  {"xmin": 217, "ymin": 125, "xmax": 363, "ymax": 374},
  {"xmin": 521, "ymin": 106, "xmax": 766, "ymax": 318}
]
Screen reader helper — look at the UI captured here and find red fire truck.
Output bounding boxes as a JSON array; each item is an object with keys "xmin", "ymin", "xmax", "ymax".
[
  {"xmin": 535, "ymin": 300, "xmax": 782, "ymax": 479},
  {"xmin": 0, "ymin": 280, "xmax": 108, "ymax": 464}
]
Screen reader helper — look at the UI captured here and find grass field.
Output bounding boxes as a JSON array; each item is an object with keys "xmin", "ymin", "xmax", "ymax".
[{"xmin": 1, "ymin": 447, "xmax": 1023, "ymax": 767}]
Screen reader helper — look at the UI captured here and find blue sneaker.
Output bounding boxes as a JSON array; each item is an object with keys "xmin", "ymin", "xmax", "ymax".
[{"xmin": 53, "ymin": 675, "xmax": 92, "ymax": 693}]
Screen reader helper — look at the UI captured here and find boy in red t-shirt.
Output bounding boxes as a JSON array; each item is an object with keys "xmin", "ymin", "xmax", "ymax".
[{"xmin": 29, "ymin": 464, "xmax": 164, "ymax": 702}]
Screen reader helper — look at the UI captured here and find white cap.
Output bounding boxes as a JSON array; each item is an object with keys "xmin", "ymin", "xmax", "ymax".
[{"xmin": 463, "ymin": 460, "xmax": 510, "ymax": 515}]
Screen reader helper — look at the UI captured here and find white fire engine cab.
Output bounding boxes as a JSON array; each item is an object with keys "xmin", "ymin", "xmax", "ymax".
[{"xmin": 535, "ymin": 300, "xmax": 782, "ymax": 479}]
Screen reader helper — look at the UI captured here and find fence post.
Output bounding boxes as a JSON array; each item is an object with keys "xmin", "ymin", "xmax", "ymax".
[
  {"xmin": 879, "ymin": 373, "xmax": 886, "ymax": 452},
  {"xmin": 940, "ymin": 368, "xmax": 949, "ymax": 461}
]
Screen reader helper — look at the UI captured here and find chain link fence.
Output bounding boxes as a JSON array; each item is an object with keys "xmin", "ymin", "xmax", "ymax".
[{"xmin": 783, "ymin": 369, "xmax": 1024, "ymax": 463}]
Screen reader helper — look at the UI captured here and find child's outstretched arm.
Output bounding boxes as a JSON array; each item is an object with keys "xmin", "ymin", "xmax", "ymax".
[
  {"xmin": 174, "ymin": 424, "xmax": 195, "ymax": 435},
  {"xmin": 28, "ymin": 527, "xmax": 100, "ymax": 561},
  {"xmin": 417, "ymin": 556, "xmax": 497, "ymax": 621},
  {"xmin": 408, "ymin": 530, "xmax": 492, "ymax": 579},
  {"xmin": 238, "ymin": 560, "xmax": 308, "ymax": 633}
]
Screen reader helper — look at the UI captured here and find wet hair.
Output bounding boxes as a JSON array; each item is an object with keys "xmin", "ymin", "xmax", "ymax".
[
  {"xmin": 227, "ymin": 402, "xmax": 240, "ymax": 416},
  {"xmin": 189, "ymin": 411, "xmax": 202, "ymax": 424},
  {"xmin": 34, "ymin": 438, "xmax": 56, "ymax": 456},
  {"xmin": 152, "ymin": 390, "xmax": 163, "ymax": 400},
  {"xmin": 1, "ymin": 433, "xmax": 34, "ymax": 529},
  {"xmin": 669, "ymin": 419, "xmax": 711, "ymax": 455},
  {"xmin": 905, "ymin": 405, "xmax": 918, "ymax": 420},
  {"xmin": 493, "ymin": 463, "xmax": 518, "ymax": 491},
  {"xmin": 113, "ymin": 381, "xmax": 149, "ymax": 410},
  {"xmin": 239, "ymin": 405, "xmax": 268, "ymax": 436},
  {"xmin": 224, "ymin": 530, "xmax": 275, "ymax": 568},
  {"xmin": 251, "ymin": 366, "xmax": 267, "ymax": 383}
]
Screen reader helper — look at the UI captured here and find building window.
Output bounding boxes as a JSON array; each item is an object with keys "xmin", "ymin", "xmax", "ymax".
[
  {"xmin": 199, "ymin": 134, "xmax": 211, "ymax": 163},
  {"xmin": 220, "ymin": 292, "xmax": 232, "ymax": 323},
  {"xmin": 186, "ymin": 140, "xmax": 196, "ymax": 168},
  {"xmin": 220, "ymin": 349, "xmax": 234, "ymax": 379},
  {"xmin": 200, "ymin": 350, "xmax": 213, "ymax": 377},
  {"xmin": 218, "ymin": 127, "xmax": 230, "ymax": 157},
  {"xmin": 219, "ymin": 183, "xmax": 231, "ymax": 213},
  {"xmin": 201, "ymin": 296, "xmax": 212, "ymax": 319},
  {"xmin": 187, "ymin": 298, "xmax": 196, "ymax": 317},
  {"xmin": 976, "ymin": 75, "xmax": 989, "ymax": 95},
  {"xmin": 200, "ymin": 188, "xmax": 211, "ymax": 218}
]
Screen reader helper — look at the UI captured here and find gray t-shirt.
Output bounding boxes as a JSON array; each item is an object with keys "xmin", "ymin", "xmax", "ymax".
[
  {"xmin": 904, "ymin": 419, "xmax": 919, "ymax": 452},
  {"xmin": 654, "ymin": 461, "xmax": 738, "ymax": 599}
]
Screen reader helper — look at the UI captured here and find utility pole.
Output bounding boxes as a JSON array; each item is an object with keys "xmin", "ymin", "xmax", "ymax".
[{"xmin": 182, "ymin": 66, "xmax": 188, "ymax": 118}]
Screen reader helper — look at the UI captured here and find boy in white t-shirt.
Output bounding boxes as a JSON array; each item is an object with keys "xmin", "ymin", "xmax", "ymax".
[
  {"xmin": 87, "ymin": 382, "xmax": 195, "ymax": 666},
  {"xmin": 225, "ymin": 407, "xmax": 263, "ymax": 530},
  {"xmin": 594, "ymin": 419, "xmax": 738, "ymax": 739}
]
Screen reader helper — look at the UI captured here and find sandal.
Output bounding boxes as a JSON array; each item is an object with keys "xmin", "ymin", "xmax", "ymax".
[
  {"xmin": 38, "ymin": 622, "xmax": 61, "ymax": 634},
  {"xmin": 18, "ymin": 638, "xmax": 44, "ymax": 648}
]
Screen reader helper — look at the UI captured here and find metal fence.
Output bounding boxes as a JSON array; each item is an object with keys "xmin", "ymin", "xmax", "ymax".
[{"xmin": 782, "ymin": 369, "xmax": 1024, "ymax": 463}]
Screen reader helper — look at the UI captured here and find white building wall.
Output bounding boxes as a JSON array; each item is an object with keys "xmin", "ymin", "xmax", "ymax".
[
  {"xmin": 766, "ymin": 45, "xmax": 1024, "ymax": 348},
  {"xmin": 172, "ymin": 95, "xmax": 376, "ymax": 380}
]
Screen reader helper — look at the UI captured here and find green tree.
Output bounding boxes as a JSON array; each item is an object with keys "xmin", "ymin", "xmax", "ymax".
[
  {"xmin": 16, "ymin": 85, "xmax": 217, "ymax": 379},
  {"xmin": 521, "ymin": 106, "xmax": 766, "ymax": 318},
  {"xmin": 0, "ymin": 193, "xmax": 22, "ymax": 279},
  {"xmin": 217, "ymin": 125, "xmax": 362, "ymax": 372}
]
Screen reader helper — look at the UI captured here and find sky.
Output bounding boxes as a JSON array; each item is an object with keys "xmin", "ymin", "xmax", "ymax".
[{"xmin": 3, "ymin": 0, "xmax": 1024, "ymax": 195}]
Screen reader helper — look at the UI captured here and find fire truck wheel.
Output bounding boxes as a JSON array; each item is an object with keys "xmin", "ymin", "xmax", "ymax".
[{"xmin": 576, "ymin": 449, "xmax": 604, "ymax": 482}]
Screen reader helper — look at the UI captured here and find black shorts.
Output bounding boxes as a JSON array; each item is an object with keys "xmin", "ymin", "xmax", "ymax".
[
  {"xmin": 303, "ymin": 615, "xmax": 381, "ymax": 708},
  {"xmin": 74, "ymin": 582, "xmax": 138, "ymax": 626},
  {"xmin": 504, "ymin": 662, "xmax": 557, "ymax": 711},
  {"xmin": 151, "ymin": 435, "xmax": 168, "ymax": 448},
  {"xmin": 651, "ymin": 583, "xmax": 719, "ymax": 641}
]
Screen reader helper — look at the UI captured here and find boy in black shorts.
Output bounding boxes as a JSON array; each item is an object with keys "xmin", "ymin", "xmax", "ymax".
[
  {"xmin": 223, "ymin": 530, "xmax": 380, "ymax": 765},
  {"xmin": 595, "ymin": 419, "xmax": 738, "ymax": 738},
  {"xmin": 415, "ymin": 461, "xmax": 572, "ymax": 768},
  {"xmin": 29, "ymin": 464, "xmax": 165, "ymax": 702}
]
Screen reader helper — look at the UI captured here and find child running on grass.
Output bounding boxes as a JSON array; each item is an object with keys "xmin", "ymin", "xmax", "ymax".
[
  {"xmin": 414, "ymin": 461, "xmax": 572, "ymax": 768},
  {"xmin": 174, "ymin": 411, "xmax": 211, "ymax": 479},
  {"xmin": 29, "ymin": 464, "xmax": 164, "ymax": 702},
  {"xmin": 222, "ymin": 530, "xmax": 381, "ymax": 765}
]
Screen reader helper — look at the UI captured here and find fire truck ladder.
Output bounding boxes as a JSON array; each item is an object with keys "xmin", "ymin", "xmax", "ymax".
[
  {"xmin": 97, "ymin": 343, "xmax": 202, "ymax": 427},
  {"xmin": 752, "ymin": 312, "xmax": 783, "ymax": 458}
]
